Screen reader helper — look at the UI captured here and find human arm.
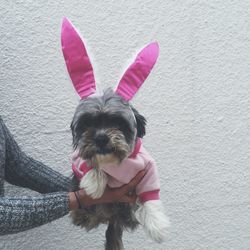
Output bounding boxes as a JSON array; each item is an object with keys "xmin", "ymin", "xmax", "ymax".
[
  {"xmin": 0, "ymin": 192, "xmax": 69, "ymax": 235},
  {"xmin": 0, "ymin": 170, "xmax": 145, "ymax": 235},
  {"xmin": 0, "ymin": 117, "xmax": 71, "ymax": 193}
]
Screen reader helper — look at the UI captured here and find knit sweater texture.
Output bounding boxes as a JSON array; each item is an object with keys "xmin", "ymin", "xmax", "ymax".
[{"xmin": 0, "ymin": 116, "xmax": 71, "ymax": 235}]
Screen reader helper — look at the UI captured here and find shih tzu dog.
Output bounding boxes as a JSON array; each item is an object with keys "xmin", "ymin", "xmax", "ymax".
[{"xmin": 61, "ymin": 17, "xmax": 169, "ymax": 250}]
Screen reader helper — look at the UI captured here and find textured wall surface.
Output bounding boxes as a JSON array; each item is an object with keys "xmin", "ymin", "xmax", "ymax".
[{"xmin": 0, "ymin": 0, "xmax": 250, "ymax": 249}]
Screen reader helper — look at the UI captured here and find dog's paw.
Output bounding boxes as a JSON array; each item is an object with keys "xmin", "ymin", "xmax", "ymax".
[
  {"xmin": 80, "ymin": 169, "xmax": 108, "ymax": 199},
  {"xmin": 135, "ymin": 200, "xmax": 170, "ymax": 243}
]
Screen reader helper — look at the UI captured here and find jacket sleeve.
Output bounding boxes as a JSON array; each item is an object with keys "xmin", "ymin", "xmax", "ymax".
[
  {"xmin": 136, "ymin": 159, "xmax": 160, "ymax": 203},
  {"xmin": 0, "ymin": 192, "xmax": 69, "ymax": 235},
  {"xmin": 1, "ymin": 118, "xmax": 72, "ymax": 193}
]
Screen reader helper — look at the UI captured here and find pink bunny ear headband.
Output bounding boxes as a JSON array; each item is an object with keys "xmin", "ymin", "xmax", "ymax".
[{"xmin": 61, "ymin": 17, "xmax": 159, "ymax": 101}]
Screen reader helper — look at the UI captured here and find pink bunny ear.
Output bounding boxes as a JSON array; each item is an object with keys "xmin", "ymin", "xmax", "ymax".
[
  {"xmin": 61, "ymin": 17, "xmax": 96, "ymax": 99},
  {"xmin": 115, "ymin": 42, "xmax": 159, "ymax": 101}
]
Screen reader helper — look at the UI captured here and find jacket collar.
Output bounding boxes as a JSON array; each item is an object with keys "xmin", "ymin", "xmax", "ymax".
[{"xmin": 129, "ymin": 138, "xmax": 142, "ymax": 158}]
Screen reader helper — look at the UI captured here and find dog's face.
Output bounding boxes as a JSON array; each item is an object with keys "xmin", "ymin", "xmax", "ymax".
[{"xmin": 71, "ymin": 88, "xmax": 146, "ymax": 167}]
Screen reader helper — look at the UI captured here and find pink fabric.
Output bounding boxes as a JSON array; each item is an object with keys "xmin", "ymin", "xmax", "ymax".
[
  {"xmin": 115, "ymin": 42, "xmax": 159, "ymax": 101},
  {"xmin": 61, "ymin": 18, "xmax": 159, "ymax": 101},
  {"xmin": 72, "ymin": 160, "xmax": 91, "ymax": 180},
  {"xmin": 139, "ymin": 190, "xmax": 160, "ymax": 203},
  {"xmin": 72, "ymin": 139, "xmax": 160, "ymax": 203},
  {"xmin": 61, "ymin": 17, "xmax": 96, "ymax": 99},
  {"xmin": 129, "ymin": 137, "xmax": 142, "ymax": 158}
]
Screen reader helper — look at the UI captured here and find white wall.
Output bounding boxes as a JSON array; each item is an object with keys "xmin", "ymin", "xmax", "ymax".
[{"xmin": 0, "ymin": 0, "xmax": 250, "ymax": 249}]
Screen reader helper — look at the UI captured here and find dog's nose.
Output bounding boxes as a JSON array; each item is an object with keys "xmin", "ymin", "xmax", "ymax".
[{"xmin": 95, "ymin": 133, "xmax": 109, "ymax": 147}]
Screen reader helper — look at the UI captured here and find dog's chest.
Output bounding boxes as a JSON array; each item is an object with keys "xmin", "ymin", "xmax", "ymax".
[
  {"xmin": 72, "ymin": 144, "xmax": 154, "ymax": 189},
  {"xmin": 100, "ymin": 156, "xmax": 146, "ymax": 187}
]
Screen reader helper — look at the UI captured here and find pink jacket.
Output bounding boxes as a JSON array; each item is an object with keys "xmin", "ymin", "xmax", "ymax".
[{"xmin": 72, "ymin": 139, "xmax": 160, "ymax": 203}]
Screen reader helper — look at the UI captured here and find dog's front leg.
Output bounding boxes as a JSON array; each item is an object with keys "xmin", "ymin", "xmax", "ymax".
[
  {"xmin": 80, "ymin": 169, "xmax": 108, "ymax": 199},
  {"xmin": 105, "ymin": 221, "xmax": 124, "ymax": 250},
  {"xmin": 135, "ymin": 200, "xmax": 170, "ymax": 243}
]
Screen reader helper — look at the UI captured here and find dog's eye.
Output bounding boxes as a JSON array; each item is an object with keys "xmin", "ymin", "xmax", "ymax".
[
  {"xmin": 116, "ymin": 119, "xmax": 133, "ymax": 134},
  {"xmin": 83, "ymin": 120, "xmax": 92, "ymax": 127},
  {"xmin": 77, "ymin": 116, "xmax": 95, "ymax": 131}
]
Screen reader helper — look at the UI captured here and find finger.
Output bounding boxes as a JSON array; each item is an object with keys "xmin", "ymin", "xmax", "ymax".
[
  {"xmin": 127, "ymin": 189, "xmax": 136, "ymax": 196},
  {"xmin": 119, "ymin": 194, "xmax": 137, "ymax": 204},
  {"xmin": 122, "ymin": 170, "xmax": 146, "ymax": 193},
  {"xmin": 130, "ymin": 170, "xmax": 146, "ymax": 185}
]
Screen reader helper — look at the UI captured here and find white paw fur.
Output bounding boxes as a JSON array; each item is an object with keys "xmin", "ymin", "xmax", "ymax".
[
  {"xmin": 135, "ymin": 200, "xmax": 170, "ymax": 243},
  {"xmin": 80, "ymin": 169, "xmax": 108, "ymax": 199}
]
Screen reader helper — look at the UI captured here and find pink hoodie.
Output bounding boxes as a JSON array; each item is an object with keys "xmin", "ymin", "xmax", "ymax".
[{"xmin": 72, "ymin": 139, "xmax": 160, "ymax": 203}]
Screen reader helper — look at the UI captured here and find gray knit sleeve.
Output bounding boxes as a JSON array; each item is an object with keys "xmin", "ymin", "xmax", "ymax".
[
  {"xmin": 0, "ymin": 192, "xmax": 69, "ymax": 235},
  {"xmin": 0, "ymin": 117, "xmax": 73, "ymax": 235},
  {"xmin": 1, "ymin": 118, "xmax": 72, "ymax": 193}
]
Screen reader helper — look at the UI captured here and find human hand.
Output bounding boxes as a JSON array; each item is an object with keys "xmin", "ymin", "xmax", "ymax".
[
  {"xmin": 69, "ymin": 170, "xmax": 146, "ymax": 210},
  {"xmin": 98, "ymin": 169, "xmax": 146, "ymax": 204}
]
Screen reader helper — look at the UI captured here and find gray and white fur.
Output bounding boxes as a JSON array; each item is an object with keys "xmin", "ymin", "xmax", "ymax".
[{"xmin": 70, "ymin": 88, "xmax": 147, "ymax": 250}]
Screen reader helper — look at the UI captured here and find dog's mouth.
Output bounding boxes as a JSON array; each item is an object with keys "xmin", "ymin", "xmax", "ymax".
[
  {"xmin": 95, "ymin": 145, "xmax": 127, "ymax": 166},
  {"xmin": 94, "ymin": 153, "xmax": 121, "ymax": 166},
  {"xmin": 96, "ymin": 147, "xmax": 113, "ymax": 155},
  {"xmin": 81, "ymin": 144, "xmax": 130, "ymax": 168}
]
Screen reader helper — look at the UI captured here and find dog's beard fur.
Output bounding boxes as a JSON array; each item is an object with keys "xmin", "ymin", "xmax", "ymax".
[
  {"xmin": 70, "ymin": 89, "xmax": 148, "ymax": 250},
  {"xmin": 78, "ymin": 128, "xmax": 131, "ymax": 168}
]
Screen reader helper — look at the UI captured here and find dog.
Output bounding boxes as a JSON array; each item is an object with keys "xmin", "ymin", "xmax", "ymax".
[{"xmin": 61, "ymin": 17, "xmax": 169, "ymax": 250}]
